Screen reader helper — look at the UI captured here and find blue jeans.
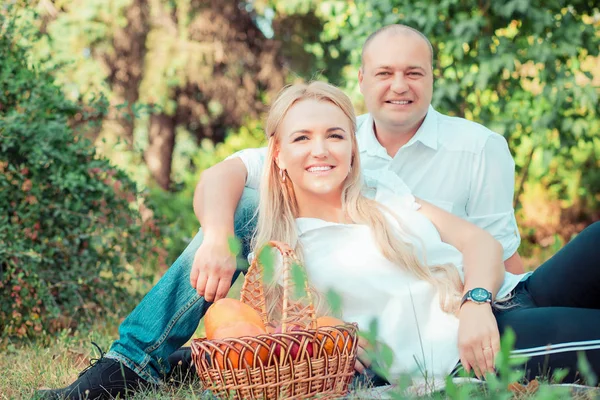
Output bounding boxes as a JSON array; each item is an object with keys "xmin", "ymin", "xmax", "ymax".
[{"xmin": 106, "ymin": 188, "xmax": 259, "ymax": 384}]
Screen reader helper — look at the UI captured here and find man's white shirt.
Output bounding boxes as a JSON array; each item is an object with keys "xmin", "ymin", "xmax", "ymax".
[{"xmin": 229, "ymin": 106, "xmax": 520, "ymax": 259}]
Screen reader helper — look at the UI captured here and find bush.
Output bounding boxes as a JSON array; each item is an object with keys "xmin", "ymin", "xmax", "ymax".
[{"xmin": 0, "ymin": 7, "xmax": 163, "ymax": 342}]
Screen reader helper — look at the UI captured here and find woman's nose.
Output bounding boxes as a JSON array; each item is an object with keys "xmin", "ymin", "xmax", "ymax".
[{"xmin": 310, "ymin": 138, "xmax": 329, "ymax": 157}]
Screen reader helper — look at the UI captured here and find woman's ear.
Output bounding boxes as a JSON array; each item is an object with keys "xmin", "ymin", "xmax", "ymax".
[{"xmin": 274, "ymin": 147, "xmax": 286, "ymax": 170}]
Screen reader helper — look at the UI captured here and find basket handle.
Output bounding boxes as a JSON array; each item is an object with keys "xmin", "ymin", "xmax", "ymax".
[{"xmin": 240, "ymin": 241, "xmax": 317, "ymax": 333}]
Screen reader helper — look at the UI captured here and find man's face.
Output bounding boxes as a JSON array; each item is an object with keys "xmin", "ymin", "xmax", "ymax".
[{"xmin": 359, "ymin": 31, "xmax": 433, "ymax": 135}]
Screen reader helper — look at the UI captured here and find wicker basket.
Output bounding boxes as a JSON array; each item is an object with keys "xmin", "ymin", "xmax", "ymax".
[{"xmin": 191, "ymin": 241, "xmax": 359, "ymax": 400}]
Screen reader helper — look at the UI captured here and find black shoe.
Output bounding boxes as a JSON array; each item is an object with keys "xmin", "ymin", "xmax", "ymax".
[
  {"xmin": 166, "ymin": 346, "xmax": 197, "ymax": 384},
  {"xmin": 36, "ymin": 342, "xmax": 154, "ymax": 400}
]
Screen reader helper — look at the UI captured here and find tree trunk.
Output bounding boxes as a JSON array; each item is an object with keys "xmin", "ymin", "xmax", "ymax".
[
  {"xmin": 105, "ymin": 0, "xmax": 149, "ymax": 149},
  {"xmin": 145, "ymin": 113, "xmax": 175, "ymax": 190}
]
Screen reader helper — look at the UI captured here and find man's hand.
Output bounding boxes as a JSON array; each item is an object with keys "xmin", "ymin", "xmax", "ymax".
[
  {"xmin": 457, "ymin": 302, "xmax": 500, "ymax": 379},
  {"xmin": 190, "ymin": 233, "xmax": 237, "ymax": 302}
]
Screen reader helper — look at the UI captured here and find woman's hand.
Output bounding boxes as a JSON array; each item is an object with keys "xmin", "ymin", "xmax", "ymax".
[
  {"xmin": 189, "ymin": 233, "xmax": 237, "ymax": 302},
  {"xmin": 458, "ymin": 302, "xmax": 500, "ymax": 378},
  {"xmin": 354, "ymin": 336, "xmax": 372, "ymax": 374}
]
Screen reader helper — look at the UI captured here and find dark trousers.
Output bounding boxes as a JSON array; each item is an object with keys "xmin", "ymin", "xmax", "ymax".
[{"xmin": 494, "ymin": 221, "xmax": 600, "ymax": 383}]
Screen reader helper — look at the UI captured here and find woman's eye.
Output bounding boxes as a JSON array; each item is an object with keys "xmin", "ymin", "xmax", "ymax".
[
  {"xmin": 293, "ymin": 135, "xmax": 309, "ymax": 142},
  {"xmin": 330, "ymin": 134, "xmax": 344, "ymax": 139}
]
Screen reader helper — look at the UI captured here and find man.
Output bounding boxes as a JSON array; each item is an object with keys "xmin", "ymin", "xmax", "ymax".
[{"xmin": 40, "ymin": 24, "xmax": 523, "ymax": 399}]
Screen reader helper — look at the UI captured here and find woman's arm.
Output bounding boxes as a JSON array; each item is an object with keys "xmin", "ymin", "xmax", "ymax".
[
  {"xmin": 416, "ymin": 198, "xmax": 505, "ymax": 297},
  {"xmin": 416, "ymin": 198, "xmax": 504, "ymax": 378}
]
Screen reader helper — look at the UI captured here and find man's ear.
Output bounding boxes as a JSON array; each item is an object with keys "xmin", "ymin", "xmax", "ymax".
[{"xmin": 358, "ymin": 67, "xmax": 364, "ymax": 92}]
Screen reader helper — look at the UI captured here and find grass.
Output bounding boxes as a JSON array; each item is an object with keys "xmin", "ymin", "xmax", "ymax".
[
  {"xmin": 4, "ymin": 321, "xmax": 599, "ymax": 400},
  {"xmin": 0, "ymin": 314, "xmax": 209, "ymax": 400},
  {"xmin": 2, "ymin": 277, "xmax": 599, "ymax": 399},
  {"xmin": 0, "ymin": 276, "xmax": 248, "ymax": 400}
]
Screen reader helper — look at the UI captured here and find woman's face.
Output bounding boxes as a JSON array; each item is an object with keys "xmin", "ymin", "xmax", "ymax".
[{"xmin": 275, "ymin": 98, "xmax": 354, "ymax": 200}]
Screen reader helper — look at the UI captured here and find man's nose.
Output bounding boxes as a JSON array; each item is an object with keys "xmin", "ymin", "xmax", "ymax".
[{"xmin": 390, "ymin": 73, "xmax": 409, "ymax": 94}]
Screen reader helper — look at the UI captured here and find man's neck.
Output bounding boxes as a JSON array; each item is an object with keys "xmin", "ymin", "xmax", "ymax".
[{"xmin": 373, "ymin": 119, "xmax": 424, "ymax": 158}]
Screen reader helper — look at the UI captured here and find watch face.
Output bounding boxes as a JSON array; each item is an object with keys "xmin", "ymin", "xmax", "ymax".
[{"xmin": 470, "ymin": 288, "xmax": 491, "ymax": 302}]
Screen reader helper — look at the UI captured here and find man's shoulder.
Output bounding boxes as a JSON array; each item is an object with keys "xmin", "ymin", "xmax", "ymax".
[
  {"xmin": 225, "ymin": 146, "xmax": 267, "ymax": 165},
  {"xmin": 356, "ymin": 113, "xmax": 371, "ymax": 131},
  {"xmin": 434, "ymin": 110, "xmax": 507, "ymax": 153}
]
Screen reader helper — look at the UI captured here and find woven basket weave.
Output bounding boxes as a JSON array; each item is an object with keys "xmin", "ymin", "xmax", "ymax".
[{"xmin": 191, "ymin": 241, "xmax": 359, "ymax": 399}]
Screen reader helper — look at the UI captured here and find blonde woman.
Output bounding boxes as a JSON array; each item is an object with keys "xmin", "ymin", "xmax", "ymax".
[{"xmin": 251, "ymin": 81, "xmax": 600, "ymax": 388}]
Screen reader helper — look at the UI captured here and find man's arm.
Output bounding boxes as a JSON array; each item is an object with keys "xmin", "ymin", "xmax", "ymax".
[
  {"xmin": 193, "ymin": 158, "xmax": 247, "ymax": 238},
  {"xmin": 190, "ymin": 158, "xmax": 248, "ymax": 302},
  {"xmin": 467, "ymin": 134, "xmax": 524, "ymax": 274},
  {"xmin": 190, "ymin": 147, "xmax": 267, "ymax": 302}
]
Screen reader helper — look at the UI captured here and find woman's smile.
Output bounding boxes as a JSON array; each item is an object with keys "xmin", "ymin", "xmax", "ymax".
[{"xmin": 305, "ymin": 164, "xmax": 336, "ymax": 175}]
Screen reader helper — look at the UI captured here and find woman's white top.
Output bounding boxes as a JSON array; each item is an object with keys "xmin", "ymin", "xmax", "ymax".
[{"xmin": 292, "ymin": 169, "xmax": 529, "ymax": 384}]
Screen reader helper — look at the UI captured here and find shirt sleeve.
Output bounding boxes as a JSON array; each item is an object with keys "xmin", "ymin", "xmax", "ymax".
[
  {"xmin": 466, "ymin": 134, "xmax": 521, "ymax": 260},
  {"xmin": 224, "ymin": 147, "xmax": 268, "ymax": 189}
]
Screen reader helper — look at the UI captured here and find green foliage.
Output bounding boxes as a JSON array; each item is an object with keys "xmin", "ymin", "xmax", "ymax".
[
  {"xmin": 10, "ymin": 0, "xmax": 597, "ymax": 265},
  {"xmin": 0, "ymin": 6, "xmax": 163, "ymax": 342},
  {"xmin": 150, "ymin": 0, "xmax": 599, "ymax": 261},
  {"xmin": 287, "ymin": 0, "xmax": 600, "ymax": 235}
]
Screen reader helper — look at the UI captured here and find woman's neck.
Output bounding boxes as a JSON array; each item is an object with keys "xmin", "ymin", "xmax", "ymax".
[{"xmin": 295, "ymin": 190, "xmax": 347, "ymax": 223}]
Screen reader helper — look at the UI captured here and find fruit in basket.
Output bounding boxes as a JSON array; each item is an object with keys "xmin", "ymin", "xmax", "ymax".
[
  {"xmin": 273, "ymin": 324, "xmax": 314, "ymax": 361},
  {"xmin": 205, "ymin": 298, "xmax": 266, "ymax": 339},
  {"xmin": 315, "ymin": 316, "xmax": 351, "ymax": 356},
  {"xmin": 212, "ymin": 321, "xmax": 270, "ymax": 369}
]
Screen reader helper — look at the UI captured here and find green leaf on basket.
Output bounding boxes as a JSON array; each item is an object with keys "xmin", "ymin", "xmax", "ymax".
[
  {"xmin": 258, "ymin": 245, "xmax": 275, "ymax": 285},
  {"xmin": 290, "ymin": 261, "xmax": 306, "ymax": 299},
  {"xmin": 325, "ymin": 288, "xmax": 342, "ymax": 316},
  {"xmin": 227, "ymin": 236, "xmax": 242, "ymax": 256}
]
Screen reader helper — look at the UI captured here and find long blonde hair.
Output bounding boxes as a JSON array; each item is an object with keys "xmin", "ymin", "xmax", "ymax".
[{"xmin": 252, "ymin": 81, "xmax": 463, "ymax": 316}]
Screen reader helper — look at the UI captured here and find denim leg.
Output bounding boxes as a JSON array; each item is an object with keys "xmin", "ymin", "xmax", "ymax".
[{"xmin": 106, "ymin": 187, "xmax": 259, "ymax": 384}]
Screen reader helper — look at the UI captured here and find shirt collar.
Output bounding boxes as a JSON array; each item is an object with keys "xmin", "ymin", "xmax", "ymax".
[{"xmin": 356, "ymin": 105, "xmax": 439, "ymax": 156}]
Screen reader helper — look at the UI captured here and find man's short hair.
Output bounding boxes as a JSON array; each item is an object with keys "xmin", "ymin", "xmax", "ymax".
[{"xmin": 361, "ymin": 24, "xmax": 434, "ymax": 70}]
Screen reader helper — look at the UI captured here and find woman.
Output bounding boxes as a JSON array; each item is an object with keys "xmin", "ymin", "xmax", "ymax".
[{"xmin": 251, "ymin": 81, "xmax": 600, "ymax": 388}]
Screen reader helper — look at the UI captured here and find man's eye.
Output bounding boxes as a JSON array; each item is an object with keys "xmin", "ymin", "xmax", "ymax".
[
  {"xmin": 408, "ymin": 72, "xmax": 423, "ymax": 77},
  {"xmin": 376, "ymin": 72, "xmax": 390, "ymax": 76}
]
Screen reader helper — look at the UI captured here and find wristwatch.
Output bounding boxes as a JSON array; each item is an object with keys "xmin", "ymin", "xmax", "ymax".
[{"xmin": 461, "ymin": 288, "xmax": 493, "ymax": 307}]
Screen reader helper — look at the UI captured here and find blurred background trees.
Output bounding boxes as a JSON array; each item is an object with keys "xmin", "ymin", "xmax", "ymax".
[{"xmin": 2, "ymin": 0, "xmax": 599, "ymax": 339}]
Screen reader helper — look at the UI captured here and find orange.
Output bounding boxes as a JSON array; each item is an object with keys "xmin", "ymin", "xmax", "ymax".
[
  {"xmin": 315, "ymin": 316, "xmax": 352, "ymax": 356},
  {"xmin": 212, "ymin": 321, "xmax": 269, "ymax": 369},
  {"xmin": 205, "ymin": 298, "xmax": 265, "ymax": 339}
]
